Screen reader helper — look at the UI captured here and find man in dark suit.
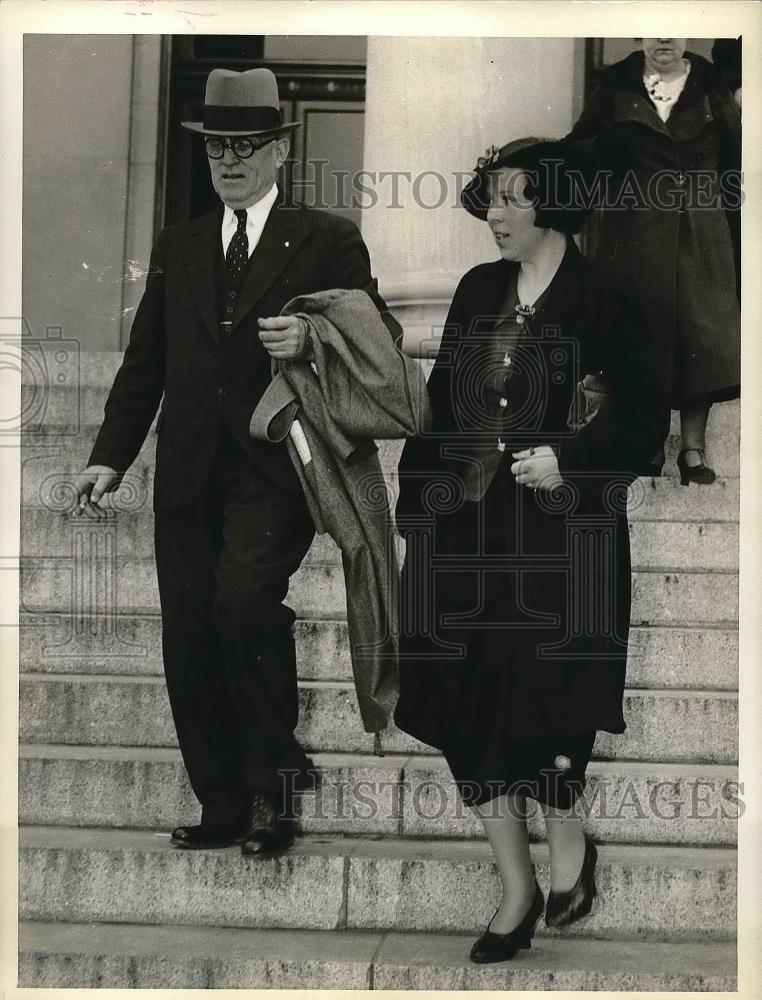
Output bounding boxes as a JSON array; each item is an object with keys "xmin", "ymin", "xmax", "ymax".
[{"xmin": 74, "ymin": 68, "xmax": 400, "ymax": 858}]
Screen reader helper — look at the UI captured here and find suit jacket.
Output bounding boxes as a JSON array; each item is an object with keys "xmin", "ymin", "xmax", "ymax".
[{"xmin": 89, "ymin": 201, "xmax": 402, "ymax": 511}]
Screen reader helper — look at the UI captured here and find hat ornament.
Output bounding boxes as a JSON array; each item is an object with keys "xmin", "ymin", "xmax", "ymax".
[{"xmin": 475, "ymin": 145, "xmax": 500, "ymax": 172}]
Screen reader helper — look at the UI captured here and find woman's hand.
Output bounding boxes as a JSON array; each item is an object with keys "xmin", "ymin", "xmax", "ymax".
[
  {"xmin": 258, "ymin": 315, "xmax": 309, "ymax": 359},
  {"xmin": 510, "ymin": 445, "xmax": 563, "ymax": 490}
]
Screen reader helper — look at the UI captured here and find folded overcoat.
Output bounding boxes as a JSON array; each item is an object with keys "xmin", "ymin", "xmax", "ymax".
[{"xmin": 250, "ymin": 288, "xmax": 432, "ymax": 732}]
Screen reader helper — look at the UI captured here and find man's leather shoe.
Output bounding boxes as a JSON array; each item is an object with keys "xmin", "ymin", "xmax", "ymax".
[
  {"xmin": 241, "ymin": 793, "xmax": 295, "ymax": 859},
  {"xmin": 170, "ymin": 821, "xmax": 244, "ymax": 850}
]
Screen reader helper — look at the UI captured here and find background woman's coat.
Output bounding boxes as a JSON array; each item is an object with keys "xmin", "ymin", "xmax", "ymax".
[
  {"xmin": 566, "ymin": 51, "xmax": 741, "ymax": 406},
  {"xmin": 394, "ymin": 244, "xmax": 669, "ymax": 753}
]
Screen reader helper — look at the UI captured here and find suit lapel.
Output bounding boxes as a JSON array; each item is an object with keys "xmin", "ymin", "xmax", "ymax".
[
  {"xmin": 229, "ymin": 203, "xmax": 316, "ymax": 334},
  {"xmin": 183, "ymin": 206, "xmax": 224, "ymax": 344}
]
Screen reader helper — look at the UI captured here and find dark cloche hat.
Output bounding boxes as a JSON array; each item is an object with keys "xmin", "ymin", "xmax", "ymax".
[
  {"xmin": 182, "ymin": 68, "xmax": 300, "ymax": 137},
  {"xmin": 461, "ymin": 136, "xmax": 594, "ymax": 223}
]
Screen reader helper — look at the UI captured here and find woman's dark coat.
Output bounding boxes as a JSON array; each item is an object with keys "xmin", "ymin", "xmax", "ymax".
[
  {"xmin": 566, "ymin": 51, "xmax": 741, "ymax": 406},
  {"xmin": 393, "ymin": 242, "xmax": 670, "ymax": 752}
]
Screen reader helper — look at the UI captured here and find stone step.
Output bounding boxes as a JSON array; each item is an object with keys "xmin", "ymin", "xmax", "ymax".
[
  {"xmin": 19, "ymin": 675, "xmax": 738, "ymax": 763},
  {"xmin": 19, "ymin": 612, "xmax": 739, "ymax": 690},
  {"xmin": 20, "ymin": 559, "xmax": 739, "ymax": 625},
  {"xmin": 17, "ymin": 921, "xmax": 737, "ymax": 990},
  {"xmin": 20, "ymin": 445, "xmax": 740, "ymax": 521},
  {"xmin": 19, "ymin": 505, "xmax": 739, "ymax": 571},
  {"xmin": 19, "ymin": 612, "xmax": 353, "ymax": 681},
  {"xmin": 18, "ymin": 827, "xmax": 736, "ymax": 939},
  {"xmin": 18, "ymin": 745, "xmax": 740, "ymax": 846}
]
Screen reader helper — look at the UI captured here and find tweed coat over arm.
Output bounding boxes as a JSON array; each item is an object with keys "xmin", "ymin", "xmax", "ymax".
[{"xmin": 250, "ymin": 289, "xmax": 432, "ymax": 732}]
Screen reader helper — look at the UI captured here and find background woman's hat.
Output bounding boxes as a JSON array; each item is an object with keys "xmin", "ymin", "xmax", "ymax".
[
  {"xmin": 461, "ymin": 136, "xmax": 593, "ymax": 220},
  {"xmin": 181, "ymin": 68, "xmax": 301, "ymax": 136}
]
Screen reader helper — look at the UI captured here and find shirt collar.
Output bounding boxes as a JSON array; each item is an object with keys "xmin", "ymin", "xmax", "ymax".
[{"xmin": 222, "ymin": 183, "xmax": 279, "ymax": 229}]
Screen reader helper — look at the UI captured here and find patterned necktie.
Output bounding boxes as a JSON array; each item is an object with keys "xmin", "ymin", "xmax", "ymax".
[{"xmin": 226, "ymin": 208, "xmax": 248, "ymax": 281}]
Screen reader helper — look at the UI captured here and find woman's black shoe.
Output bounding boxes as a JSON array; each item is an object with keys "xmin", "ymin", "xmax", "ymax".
[
  {"xmin": 469, "ymin": 880, "xmax": 544, "ymax": 964},
  {"xmin": 677, "ymin": 448, "xmax": 716, "ymax": 486},
  {"xmin": 544, "ymin": 834, "xmax": 598, "ymax": 928}
]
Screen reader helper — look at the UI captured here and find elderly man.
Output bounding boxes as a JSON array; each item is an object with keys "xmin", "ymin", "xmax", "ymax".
[{"xmin": 74, "ymin": 68, "xmax": 400, "ymax": 858}]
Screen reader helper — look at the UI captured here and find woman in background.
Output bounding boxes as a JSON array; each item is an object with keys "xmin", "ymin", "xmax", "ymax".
[{"xmin": 567, "ymin": 38, "xmax": 741, "ymax": 484}]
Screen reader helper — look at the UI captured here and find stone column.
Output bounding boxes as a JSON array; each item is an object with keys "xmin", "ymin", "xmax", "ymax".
[
  {"xmin": 361, "ymin": 37, "xmax": 578, "ymax": 353},
  {"xmin": 120, "ymin": 36, "xmax": 165, "ymax": 348}
]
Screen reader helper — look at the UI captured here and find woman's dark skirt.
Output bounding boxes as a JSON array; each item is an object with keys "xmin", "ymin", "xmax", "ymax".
[
  {"xmin": 446, "ymin": 730, "xmax": 597, "ymax": 809},
  {"xmin": 396, "ymin": 460, "xmax": 630, "ymax": 811}
]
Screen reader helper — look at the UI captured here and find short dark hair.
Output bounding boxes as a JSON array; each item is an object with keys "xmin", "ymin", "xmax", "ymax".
[{"xmin": 513, "ymin": 157, "xmax": 593, "ymax": 236}]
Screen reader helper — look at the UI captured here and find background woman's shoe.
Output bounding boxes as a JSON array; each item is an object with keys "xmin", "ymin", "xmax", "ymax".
[
  {"xmin": 648, "ymin": 447, "xmax": 665, "ymax": 477},
  {"xmin": 677, "ymin": 448, "xmax": 716, "ymax": 486},
  {"xmin": 545, "ymin": 834, "xmax": 598, "ymax": 928},
  {"xmin": 469, "ymin": 880, "xmax": 545, "ymax": 964}
]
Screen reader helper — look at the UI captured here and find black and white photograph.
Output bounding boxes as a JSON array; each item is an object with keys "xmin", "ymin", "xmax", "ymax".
[{"xmin": 1, "ymin": 0, "xmax": 760, "ymax": 994}]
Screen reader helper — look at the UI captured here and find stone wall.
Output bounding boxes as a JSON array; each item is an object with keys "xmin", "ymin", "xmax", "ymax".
[{"xmin": 22, "ymin": 35, "xmax": 162, "ymax": 352}]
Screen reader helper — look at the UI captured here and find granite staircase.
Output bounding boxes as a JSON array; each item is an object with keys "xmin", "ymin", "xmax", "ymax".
[{"xmin": 17, "ymin": 354, "xmax": 739, "ymax": 989}]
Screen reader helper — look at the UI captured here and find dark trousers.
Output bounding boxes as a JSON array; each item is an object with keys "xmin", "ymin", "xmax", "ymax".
[{"xmin": 154, "ymin": 426, "xmax": 316, "ymax": 826}]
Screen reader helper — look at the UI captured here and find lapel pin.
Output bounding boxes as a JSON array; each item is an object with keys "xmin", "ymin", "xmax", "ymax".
[{"xmin": 284, "ymin": 241, "xmax": 290, "ymax": 248}]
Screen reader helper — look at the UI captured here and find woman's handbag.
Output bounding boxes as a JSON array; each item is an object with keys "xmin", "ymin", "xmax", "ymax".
[
  {"xmin": 567, "ymin": 372, "xmax": 610, "ymax": 431},
  {"xmin": 567, "ymin": 371, "xmax": 665, "ymax": 476}
]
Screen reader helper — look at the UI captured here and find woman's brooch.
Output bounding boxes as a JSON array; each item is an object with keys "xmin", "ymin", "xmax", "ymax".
[
  {"xmin": 475, "ymin": 144, "xmax": 500, "ymax": 172},
  {"xmin": 515, "ymin": 303, "xmax": 536, "ymax": 325}
]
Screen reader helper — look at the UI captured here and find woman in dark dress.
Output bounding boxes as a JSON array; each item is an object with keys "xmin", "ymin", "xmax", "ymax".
[
  {"xmin": 566, "ymin": 39, "xmax": 741, "ymax": 483},
  {"xmin": 394, "ymin": 139, "xmax": 669, "ymax": 963}
]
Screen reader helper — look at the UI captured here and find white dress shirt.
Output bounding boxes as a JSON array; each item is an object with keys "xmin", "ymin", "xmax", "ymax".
[{"xmin": 221, "ymin": 183, "xmax": 279, "ymax": 257}]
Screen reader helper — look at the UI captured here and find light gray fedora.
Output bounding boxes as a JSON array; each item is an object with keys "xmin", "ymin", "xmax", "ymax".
[{"xmin": 181, "ymin": 68, "xmax": 300, "ymax": 136}]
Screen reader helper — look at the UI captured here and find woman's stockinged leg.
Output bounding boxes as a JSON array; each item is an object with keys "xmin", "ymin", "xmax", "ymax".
[
  {"xmin": 474, "ymin": 792, "xmax": 536, "ymax": 934},
  {"xmin": 680, "ymin": 396, "xmax": 711, "ymax": 463},
  {"xmin": 541, "ymin": 801, "xmax": 586, "ymax": 892}
]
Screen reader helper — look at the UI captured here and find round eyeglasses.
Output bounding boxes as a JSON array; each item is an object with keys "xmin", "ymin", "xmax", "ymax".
[{"xmin": 204, "ymin": 135, "xmax": 275, "ymax": 159}]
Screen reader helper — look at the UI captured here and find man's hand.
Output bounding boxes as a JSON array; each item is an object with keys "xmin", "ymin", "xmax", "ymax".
[
  {"xmin": 258, "ymin": 315, "xmax": 308, "ymax": 360},
  {"xmin": 510, "ymin": 445, "xmax": 563, "ymax": 491},
  {"xmin": 72, "ymin": 465, "xmax": 119, "ymax": 517}
]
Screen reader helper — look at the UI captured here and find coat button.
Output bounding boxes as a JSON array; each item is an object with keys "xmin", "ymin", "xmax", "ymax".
[
  {"xmin": 499, "ymin": 396, "xmax": 508, "ymax": 408},
  {"xmin": 228, "ymin": 290, "xmax": 238, "ymax": 299},
  {"xmin": 225, "ymin": 305, "xmax": 234, "ymax": 314}
]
